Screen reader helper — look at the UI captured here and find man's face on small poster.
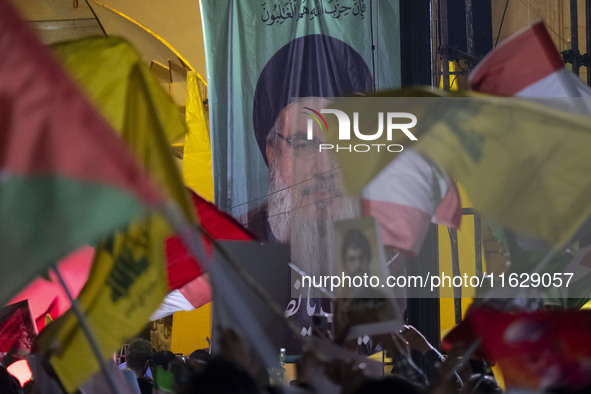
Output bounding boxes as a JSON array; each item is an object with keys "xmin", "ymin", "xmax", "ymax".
[
  {"xmin": 344, "ymin": 245, "xmax": 369, "ymax": 277},
  {"xmin": 341, "ymin": 228, "xmax": 371, "ymax": 277}
]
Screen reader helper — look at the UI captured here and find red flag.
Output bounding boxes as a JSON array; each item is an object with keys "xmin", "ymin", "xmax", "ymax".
[
  {"xmin": 166, "ymin": 189, "xmax": 256, "ymax": 290},
  {"xmin": 152, "ymin": 190, "xmax": 256, "ymax": 319},
  {"xmin": 470, "ymin": 22, "xmax": 591, "ymax": 99},
  {"xmin": 470, "ymin": 308, "xmax": 591, "ymax": 390},
  {"xmin": 0, "ymin": 301, "xmax": 37, "ymax": 361},
  {"xmin": 470, "ymin": 22, "xmax": 564, "ymax": 96}
]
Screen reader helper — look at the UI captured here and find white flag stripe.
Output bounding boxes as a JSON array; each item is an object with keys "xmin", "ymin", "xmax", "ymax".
[
  {"xmin": 362, "ymin": 149, "xmax": 461, "ymax": 256},
  {"xmin": 150, "ymin": 289, "xmax": 196, "ymax": 321},
  {"xmin": 362, "ymin": 150, "xmax": 451, "ymax": 211}
]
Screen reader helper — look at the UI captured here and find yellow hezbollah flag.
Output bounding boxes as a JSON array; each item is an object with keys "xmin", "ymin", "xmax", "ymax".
[
  {"xmin": 42, "ymin": 216, "xmax": 169, "ymax": 392},
  {"xmin": 37, "ymin": 38, "xmax": 193, "ymax": 392},
  {"xmin": 183, "ymin": 71, "xmax": 214, "ymax": 201},
  {"xmin": 327, "ymin": 89, "xmax": 591, "ymax": 249}
]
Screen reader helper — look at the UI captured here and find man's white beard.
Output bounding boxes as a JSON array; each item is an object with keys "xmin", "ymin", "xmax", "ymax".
[
  {"xmin": 267, "ymin": 162, "xmax": 292, "ymax": 243},
  {"xmin": 268, "ymin": 165, "xmax": 359, "ymax": 276}
]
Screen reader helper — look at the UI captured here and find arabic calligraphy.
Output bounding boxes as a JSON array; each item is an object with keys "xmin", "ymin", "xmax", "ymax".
[
  {"xmin": 284, "ymin": 293, "xmax": 301, "ymax": 318},
  {"xmin": 285, "ymin": 286, "xmax": 332, "ymax": 337},
  {"xmin": 261, "ymin": 0, "xmax": 366, "ymax": 26}
]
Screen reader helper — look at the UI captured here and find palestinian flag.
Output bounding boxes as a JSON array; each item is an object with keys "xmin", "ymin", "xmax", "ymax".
[{"xmin": 0, "ymin": 0, "xmax": 162, "ymax": 304}]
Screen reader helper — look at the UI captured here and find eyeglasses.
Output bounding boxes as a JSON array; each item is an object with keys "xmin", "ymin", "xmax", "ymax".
[{"xmin": 275, "ymin": 132, "xmax": 323, "ymax": 156}]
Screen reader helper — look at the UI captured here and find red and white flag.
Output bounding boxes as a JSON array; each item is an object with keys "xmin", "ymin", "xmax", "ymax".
[
  {"xmin": 152, "ymin": 190, "xmax": 257, "ymax": 319},
  {"xmin": 470, "ymin": 22, "xmax": 591, "ymax": 254},
  {"xmin": 470, "ymin": 21, "xmax": 591, "ymax": 100},
  {"xmin": 362, "ymin": 149, "xmax": 461, "ymax": 256},
  {"xmin": 150, "ymin": 275, "xmax": 211, "ymax": 320}
]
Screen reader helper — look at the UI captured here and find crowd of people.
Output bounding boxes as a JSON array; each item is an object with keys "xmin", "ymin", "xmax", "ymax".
[
  {"xmin": 4, "ymin": 294, "xmax": 591, "ymax": 394},
  {"xmin": 0, "ymin": 320, "xmax": 505, "ymax": 394},
  {"xmin": 114, "ymin": 324, "xmax": 502, "ymax": 394}
]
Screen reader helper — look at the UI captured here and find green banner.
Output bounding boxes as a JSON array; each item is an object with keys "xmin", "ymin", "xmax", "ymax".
[{"xmin": 201, "ymin": 0, "xmax": 401, "ymax": 220}]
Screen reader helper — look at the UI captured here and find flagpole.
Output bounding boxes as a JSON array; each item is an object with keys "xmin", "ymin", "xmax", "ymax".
[
  {"xmin": 570, "ymin": 0, "xmax": 580, "ymax": 76},
  {"xmin": 439, "ymin": 0, "xmax": 450, "ymax": 90},
  {"xmin": 53, "ymin": 267, "xmax": 125, "ymax": 394},
  {"xmin": 587, "ymin": 0, "xmax": 591, "ymax": 86},
  {"xmin": 448, "ymin": 227, "xmax": 462, "ymax": 324}
]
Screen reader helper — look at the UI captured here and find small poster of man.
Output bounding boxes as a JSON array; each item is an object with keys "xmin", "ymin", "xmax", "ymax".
[{"xmin": 333, "ymin": 217, "xmax": 402, "ymax": 340}]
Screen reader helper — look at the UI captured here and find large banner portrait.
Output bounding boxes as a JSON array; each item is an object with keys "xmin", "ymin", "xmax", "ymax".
[
  {"xmin": 201, "ymin": 0, "xmax": 401, "ymax": 351},
  {"xmin": 201, "ymin": 0, "xmax": 401, "ymax": 219}
]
